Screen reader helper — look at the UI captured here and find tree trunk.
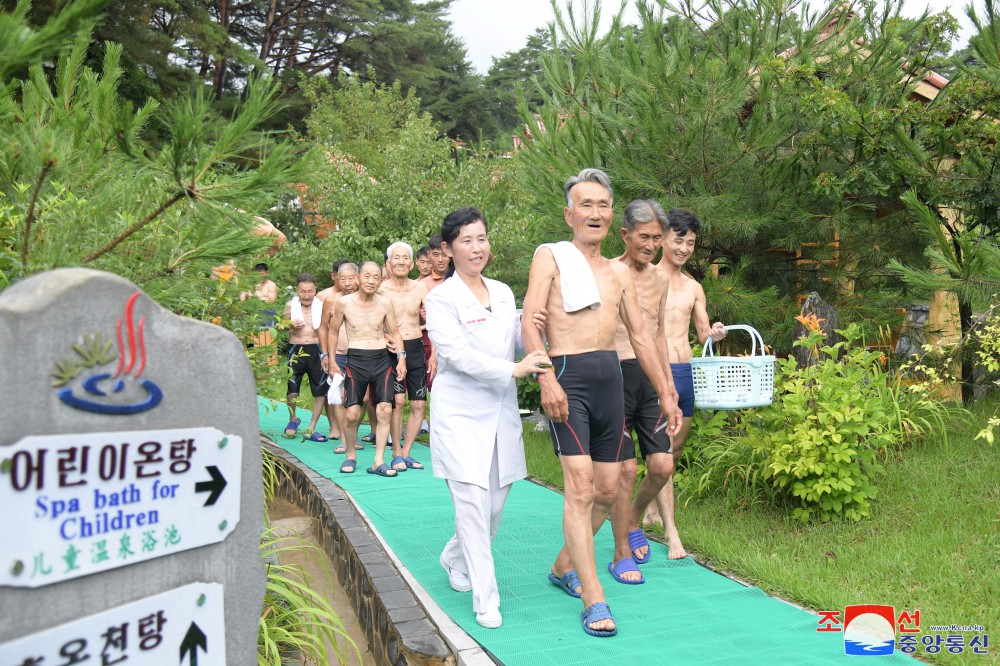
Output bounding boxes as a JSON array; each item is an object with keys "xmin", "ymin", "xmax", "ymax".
[
  {"xmin": 213, "ymin": 0, "xmax": 230, "ymax": 100},
  {"xmin": 959, "ymin": 298, "xmax": 975, "ymax": 405}
]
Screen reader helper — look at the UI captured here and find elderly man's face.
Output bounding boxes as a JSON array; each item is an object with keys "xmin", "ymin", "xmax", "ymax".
[
  {"xmin": 336, "ymin": 268, "xmax": 358, "ymax": 294},
  {"xmin": 565, "ymin": 181, "xmax": 613, "ymax": 243}
]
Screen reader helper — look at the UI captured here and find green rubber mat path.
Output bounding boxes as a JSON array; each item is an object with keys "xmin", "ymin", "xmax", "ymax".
[{"xmin": 261, "ymin": 398, "xmax": 915, "ymax": 665}]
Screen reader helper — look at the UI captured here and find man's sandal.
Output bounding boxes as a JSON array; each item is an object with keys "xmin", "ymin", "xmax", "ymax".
[
  {"xmin": 628, "ymin": 528, "xmax": 651, "ymax": 564},
  {"xmin": 282, "ymin": 418, "xmax": 301, "ymax": 438},
  {"xmin": 581, "ymin": 602, "xmax": 617, "ymax": 637},
  {"xmin": 547, "ymin": 570, "xmax": 582, "ymax": 598}
]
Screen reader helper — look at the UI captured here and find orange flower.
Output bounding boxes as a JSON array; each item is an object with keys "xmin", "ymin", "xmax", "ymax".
[{"xmin": 795, "ymin": 313, "xmax": 826, "ymax": 335}]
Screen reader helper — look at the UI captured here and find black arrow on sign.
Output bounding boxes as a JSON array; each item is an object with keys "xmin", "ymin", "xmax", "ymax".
[
  {"xmin": 180, "ymin": 621, "xmax": 207, "ymax": 666},
  {"xmin": 194, "ymin": 465, "xmax": 227, "ymax": 506}
]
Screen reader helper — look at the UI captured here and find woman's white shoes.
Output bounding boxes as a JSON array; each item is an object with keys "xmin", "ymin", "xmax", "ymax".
[
  {"xmin": 476, "ymin": 608, "xmax": 502, "ymax": 629},
  {"xmin": 439, "ymin": 558, "xmax": 472, "ymax": 592}
]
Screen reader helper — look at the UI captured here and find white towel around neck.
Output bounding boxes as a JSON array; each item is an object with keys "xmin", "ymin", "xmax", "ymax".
[
  {"xmin": 290, "ymin": 296, "xmax": 322, "ymax": 330},
  {"xmin": 535, "ymin": 241, "xmax": 601, "ymax": 312}
]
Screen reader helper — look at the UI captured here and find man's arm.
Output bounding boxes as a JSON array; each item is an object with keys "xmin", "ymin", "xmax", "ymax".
[
  {"xmin": 383, "ymin": 298, "xmax": 407, "ymax": 382},
  {"xmin": 318, "ymin": 295, "xmax": 336, "ymax": 373},
  {"xmin": 521, "ymin": 248, "xmax": 568, "ymax": 422},
  {"xmin": 618, "ymin": 266, "xmax": 682, "ymax": 435},
  {"xmin": 692, "ymin": 283, "xmax": 726, "ymax": 345},
  {"xmin": 417, "ymin": 283, "xmax": 438, "ymax": 382},
  {"xmin": 654, "ymin": 276, "xmax": 671, "ymax": 368},
  {"xmin": 327, "ymin": 300, "xmax": 347, "ymax": 377}
]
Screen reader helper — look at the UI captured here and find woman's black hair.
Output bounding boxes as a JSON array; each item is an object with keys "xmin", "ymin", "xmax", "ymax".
[{"xmin": 440, "ymin": 207, "xmax": 488, "ymax": 278}]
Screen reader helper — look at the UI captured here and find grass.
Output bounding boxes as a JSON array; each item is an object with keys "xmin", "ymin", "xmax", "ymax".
[{"xmin": 523, "ymin": 417, "xmax": 1000, "ymax": 666}]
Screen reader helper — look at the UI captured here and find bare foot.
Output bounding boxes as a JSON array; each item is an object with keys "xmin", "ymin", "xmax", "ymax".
[
  {"xmin": 667, "ymin": 534, "xmax": 687, "ymax": 560},
  {"xmin": 586, "ymin": 616, "xmax": 616, "ymax": 633},
  {"xmin": 642, "ymin": 504, "xmax": 663, "ymax": 528}
]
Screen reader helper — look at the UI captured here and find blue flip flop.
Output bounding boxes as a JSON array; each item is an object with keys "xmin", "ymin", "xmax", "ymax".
[
  {"xmin": 628, "ymin": 528, "xmax": 651, "ymax": 564},
  {"xmin": 390, "ymin": 455, "xmax": 408, "ymax": 472},
  {"xmin": 305, "ymin": 431, "xmax": 328, "ymax": 442},
  {"xmin": 282, "ymin": 418, "xmax": 301, "ymax": 438},
  {"xmin": 548, "ymin": 569, "xmax": 582, "ymax": 598},
  {"xmin": 340, "ymin": 459, "xmax": 356, "ymax": 474},
  {"xmin": 608, "ymin": 557, "xmax": 645, "ymax": 585},
  {"xmin": 581, "ymin": 601, "xmax": 617, "ymax": 637},
  {"xmin": 403, "ymin": 455, "xmax": 423, "ymax": 469},
  {"xmin": 366, "ymin": 463, "xmax": 397, "ymax": 477}
]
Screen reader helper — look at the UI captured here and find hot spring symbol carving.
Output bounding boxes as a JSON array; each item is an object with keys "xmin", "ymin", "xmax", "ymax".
[{"xmin": 52, "ymin": 292, "xmax": 163, "ymax": 415}]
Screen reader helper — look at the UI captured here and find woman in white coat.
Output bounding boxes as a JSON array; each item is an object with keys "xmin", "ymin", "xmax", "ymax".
[{"xmin": 426, "ymin": 207, "xmax": 551, "ymax": 629}]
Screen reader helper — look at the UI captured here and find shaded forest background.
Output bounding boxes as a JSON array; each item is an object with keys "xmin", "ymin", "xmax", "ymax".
[
  {"xmin": 2, "ymin": 0, "xmax": 998, "ymax": 408},
  {"xmin": 6, "ymin": 0, "xmax": 554, "ymax": 144}
]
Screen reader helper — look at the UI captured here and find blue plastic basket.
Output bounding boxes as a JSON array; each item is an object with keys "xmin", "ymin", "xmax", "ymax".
[{"xmin": 690, "ymin": 325, "xmax": 775, "ymax": 410}]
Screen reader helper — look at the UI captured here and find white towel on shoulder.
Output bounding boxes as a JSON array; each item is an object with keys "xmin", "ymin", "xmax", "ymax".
[
  {"xmin": 535, "ymin": 241, "xmax": 601, "ymax": 312},
  {"xmin": 290, "ymin": 296, "xmax": 322, "ymax": 330}
]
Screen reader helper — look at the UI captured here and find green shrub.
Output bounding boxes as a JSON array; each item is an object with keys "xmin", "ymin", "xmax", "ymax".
[
  {"xmin": 972, "ymin": 306, "xmax": 1000, "ymax": 444},
  {"xmin": 681, "ymin": 322, "xmax": 969, "ymax": 522},
  {"xmin": 516, "ymin": 375, "xmax": 541, "ymax": 413},
  {"xmin": 678, "ymin": 410, "xmax": 777, "ymax": 509},
  {"xmin": 752, "ymin": 323, "xmax": 961, "ymax": 522}
]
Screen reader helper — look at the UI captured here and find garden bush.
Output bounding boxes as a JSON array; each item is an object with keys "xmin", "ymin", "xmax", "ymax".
[{"xmin": 681, "ymin": 321, "xmax": 965, "ymax": 522}]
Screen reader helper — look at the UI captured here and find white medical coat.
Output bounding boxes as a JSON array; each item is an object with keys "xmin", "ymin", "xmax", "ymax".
[{"xmin": 426, "ymin": 275, "xmax": 527, "ymax": 490}]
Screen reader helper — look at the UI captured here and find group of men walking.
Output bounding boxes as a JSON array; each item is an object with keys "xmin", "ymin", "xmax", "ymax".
[
  {"xmin": 279, "ymin": 239, "xmax": 449, "ymax": 477},
  {"xmin": 267, "ymin": 166, "xmax": 724, "ymax": 637}
]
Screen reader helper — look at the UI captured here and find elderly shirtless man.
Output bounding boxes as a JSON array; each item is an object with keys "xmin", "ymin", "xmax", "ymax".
[
  {"xmin": 319, "ymin": 261, "xmax": 359, "ymax": 445},
  {"xmin": 380, "ymin": 242, "xmax": 435, "ymax": 472},
  {"xmin": 521, "ymin": 168, "xmax": 682, "ymax": 638},
  {"xmin": 600, "ymin": 200, "xmax": 674, "ymax": 584},
  {"xmin": 639, "ymin": 209, "xmax": 727, "ymax": 557},
  {"xmin": 328, "ymin": 261, "xmax": 407, "ymax": 477},
  {"xmin": 282, "ymin": 274, "xmax": 328, "ymax": 438}
]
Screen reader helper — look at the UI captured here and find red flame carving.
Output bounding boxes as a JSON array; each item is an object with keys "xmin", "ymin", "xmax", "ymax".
[{"xmin": 113, "ymin": 293, "xmax": 146, "ymax": 378}]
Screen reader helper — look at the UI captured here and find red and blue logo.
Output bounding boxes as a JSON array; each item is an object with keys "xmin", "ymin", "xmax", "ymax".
[
  {"xmin": 843, "ymin": 604, "xmax": 896, "ymax": 656},
  {"xmin": 53, "ymin": 292, "xmax": 163, "ymax": 415}
]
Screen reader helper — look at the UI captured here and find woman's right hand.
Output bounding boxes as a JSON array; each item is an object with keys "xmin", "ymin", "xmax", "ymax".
[{"xmin": 513, "ymin": 349, "xmax": 552, "ymax": 379}]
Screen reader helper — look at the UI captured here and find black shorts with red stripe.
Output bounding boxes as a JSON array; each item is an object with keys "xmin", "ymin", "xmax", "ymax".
[
  {"xmin": 621, "ymin": 359, "xmax": 672, "ymax": 458},
  {"xmin": 548, "ymin": 350, "xmax": 632, "ymax": 463},
  {"xmin": 343, "ymin": 348, "xmax": 394, "ymax": 407}
]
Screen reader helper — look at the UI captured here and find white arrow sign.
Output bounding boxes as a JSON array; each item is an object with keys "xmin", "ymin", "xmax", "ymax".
[{"xmin": 0, "ymin": 427, "xmax": 242, "ymax": 588}]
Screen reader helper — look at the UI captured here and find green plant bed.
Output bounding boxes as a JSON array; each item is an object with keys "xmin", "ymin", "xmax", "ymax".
[{"xmin": 523, "ymin": 420, "xmax": 998, "ymax": 665}]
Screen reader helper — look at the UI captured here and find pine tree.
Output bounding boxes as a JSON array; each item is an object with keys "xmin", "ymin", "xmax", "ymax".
[
  {"xmin": 514, "ymin": 0, "xmax": 965, "ymax": 347},
  {"xmin": 1, "ymin": 27, "xmax": 314, "ymax": 315},
  {"xmin": 887, "ymin": 0, "xmax": 1000, "ymax": 403}
]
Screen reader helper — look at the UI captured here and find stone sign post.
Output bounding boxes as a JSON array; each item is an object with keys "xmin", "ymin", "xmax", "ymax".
[{"xmin": 0, "ymin": 269, "xmax": 263, "ymax": 664}]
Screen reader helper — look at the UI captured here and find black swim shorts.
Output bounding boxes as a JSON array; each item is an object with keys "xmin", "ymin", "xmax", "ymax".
[
  {"xmin": 389, "ymin": 338, "xmax": 429, "ymax": 401},
  {"xmin": 621, "ymin": 359, "xmax": 672, "ymax": 458},
  {"xmin": 548, "ymin": 351, "xmax": 630, "ymax": 463},
  {"xmin": 344, "ymin": 348, "xmax": 394, "ymax": 407},
  {"xmin": 287, "ymin": 343, "xmax": 329, "ymax": 397}
]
